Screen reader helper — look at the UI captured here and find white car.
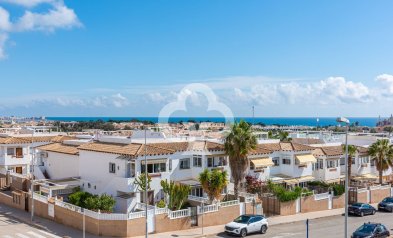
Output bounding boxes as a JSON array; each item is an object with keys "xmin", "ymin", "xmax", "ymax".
[{"xmin": 225, "ymin": 214, "xmax": 268, "ymax": 237}]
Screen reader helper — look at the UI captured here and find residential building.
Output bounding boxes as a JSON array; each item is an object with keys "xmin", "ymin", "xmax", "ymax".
[{"xmin": 312, "ymin": 146, "xmax": 343, "ymax": 184}]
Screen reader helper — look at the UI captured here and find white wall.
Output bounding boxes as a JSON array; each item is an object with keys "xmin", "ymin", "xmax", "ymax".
[{"xmin": 43, "ymin": 152, "xmax": 79, "ymax": 179}]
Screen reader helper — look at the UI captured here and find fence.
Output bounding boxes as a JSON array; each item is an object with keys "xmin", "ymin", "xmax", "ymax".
[
  {"xmin": 34, "ymin": 193, "xmax": 48, "ymax": 204},
  {"xmin": 314, "ymin": 192, "xmax": 330, "ymax": 201},
  {"xmin": 168, "ymin": 208, "xmax": 190, "ymax": 219},
  {"xmin": 220, "ymin": 200, "xmax": 239, "ymax": 207},
  {"xmin": 198, "ymin": 204, "xmax": 219, "ymax": 214}
]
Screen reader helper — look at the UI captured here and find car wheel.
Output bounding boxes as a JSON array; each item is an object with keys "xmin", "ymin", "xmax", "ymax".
[
  {"xmin": 372, "ymin": 210, "xmax": 376, "ymax": 215},
  {"xmin": 390, "ymin": 207, "xmax": 393, "ymax": 213},
  {"xmin": 240, "ymin": 228, "xmax": 247, "ymax": 237},
  {"xmin": 260, "ymin": 225, "xmax": 268, "ymax": 234},
  {"xmin": 360, "ymin": 211, "xmax": 364, "ymax": 217}
]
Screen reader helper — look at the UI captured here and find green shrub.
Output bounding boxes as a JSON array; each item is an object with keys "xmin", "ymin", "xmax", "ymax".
[
  {"xmin": 267, "ymin": 181, "xmax": 302, "ymax": 202},
  {"xmin": 156, "ymin": 200, "xmax": 166, "ymax": 208},
  {"xmin": 332, "ymin": 184, "xmax": 345, "ymax": 196},
  {"xmin": 68, "ymin": 190, "xmax": 116, "ymax": 212}
]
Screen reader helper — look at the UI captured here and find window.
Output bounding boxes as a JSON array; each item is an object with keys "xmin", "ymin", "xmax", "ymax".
[
  {"xmin": 340, "ymin": 158, "xmax": 345, "ymax": 166},
  {"xmin": 282, "ymin": 158, "xmax": 291, "ymax": 165},
  {"xmin": 180, "ymin": 158, "xmax": 190, "ymax": 169},
  {"xmin": 351, "ymin": 158, "xmax": 356, "ymax": 165},
  {"xmin": 272, "ymin": 157, "xmax": 280, "ymax": 166},
  {"xmin": 327, "ymin": 160, "xmax": 336, "ymax": 169},
  {"xmin": 207, "ymin": 157, "xmax": 213, "ymax": 167},
  {"xmin": 371, "ymin": 159, "xmax": 375, "ymax": 166},
  {"xmin": 189, "ymin": 187, "xmax": 203, "ymax": 197},
  {"xmin": 109, "ymin": 163, "xmax": 116, "ymax": 173},
  {"xmin": 7, "ymin": 148, "xmax": 14, "ymax": 156},
  {"xmin": 318, "ymin": 159, "xmax": 324, "ymax": 169},
  {"xmin": 141, "ymin": 162, "xmax": 166, "ymax": 173},
  {"xmin": 88, "ymin": 183, "xmax": 91, "ymax": 188},
  {"xmin": 360, "ymin": 157, "xmax": 369, "ymax": 164},
  {"xmin": 193, "ymin": 155, "xmax": 202, "ymax": 167},
  {"xmin": 169, "ymin": 160, "xmax": 172, "ymax": 171}
]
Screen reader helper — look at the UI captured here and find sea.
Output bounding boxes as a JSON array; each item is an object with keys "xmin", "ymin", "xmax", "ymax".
[{"xmin": 46, "ymin": 117, "xmax": 380, "ymax": 127}]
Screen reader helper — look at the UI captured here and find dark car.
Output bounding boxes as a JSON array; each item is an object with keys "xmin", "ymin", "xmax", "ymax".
[
  {"xmin": 352, "ymin": 223, "xmax": 390, "ymax": 238},
  {"xmin": 348, "ymin": 203, "xmax": 376, "ymax": 217},
  {"xmin": 378, "ymin": 197, "xmax": 393, "ymax": 212}
]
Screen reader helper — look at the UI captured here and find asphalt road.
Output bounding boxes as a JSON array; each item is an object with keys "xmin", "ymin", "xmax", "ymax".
[{"xmin": 213, "ymin": 210, "xmax": 393, "ymax": 238}]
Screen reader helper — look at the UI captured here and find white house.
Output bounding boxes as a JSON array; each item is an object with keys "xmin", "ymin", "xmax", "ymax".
[
  {"xmin": 0, "ymin": 136, "xmax": 32, "ymax": 175},
  {"xmin": 247, "ymin": 142, "xmax": 317, "ymax": 187},
  {"xmin": 312, "ymin": 146, "xmax": 343, "ymax": 184}
]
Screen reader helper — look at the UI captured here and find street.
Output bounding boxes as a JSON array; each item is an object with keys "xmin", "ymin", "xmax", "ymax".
[
  {"xmin": 0, "ymin": 204, "xmax": 100, "ymax": 238},
  {"xmin": 213, "ymin": 211, "xmax": 393, "ymax": 238}
]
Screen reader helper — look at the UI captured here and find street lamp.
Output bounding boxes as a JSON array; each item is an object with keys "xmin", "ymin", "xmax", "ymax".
[{"xmin": 336, "ymin": 117, "xmax": 350, "ymax": 238}]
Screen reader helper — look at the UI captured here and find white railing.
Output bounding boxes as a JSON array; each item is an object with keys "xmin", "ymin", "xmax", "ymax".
[
  {"xmin": 314, "ymin": 192, "xmax": 330, "ymax": 201},
  {"xmin": 380, "ymin": 185, "xmax": 391, "ymax": 190},
  {"xmin": 370, "ymin": 185, "xmax": 381, "ymax": 191},
  {"xmin": 135, "ymin": 202, "xmax": 155, "ymax": 211},
  {"xmin": 199, "ymin": 204, "xmax": 219, "ymax": 214},
  {"xmin": 168, "ymin": 208, "xmax": 190, "ymax": 219},
  {"xmin": 84, "ymin": 209, "xmax": 100, "ymax": 219},
  {"xmin": 220, "ymin": 200, "xmax": 239, "ymax": 207},
  {"xmin": 155, "ymin": 207, "xmax": 169, "ymax": 215},
  {"xmin": 33, "ymin": 193, "xmax": 48, "ymax": 204},
  {"xmin": 99, "ymin": 213, "xmax": 128, "ymax": 220},
  {"xmin": 245, "ymin": 197, "xmax": 255, "ymax": 203},
  {"xmin": 358, "ymin": 188, "xmax": 368, "ymax": 193},
  {"xmin": 55, "ymin": 200, "xmax": 82, "ymax": 213},
  {"xmin": 128, "ymin": 211, "xmax": 145, "ymax": 219}
]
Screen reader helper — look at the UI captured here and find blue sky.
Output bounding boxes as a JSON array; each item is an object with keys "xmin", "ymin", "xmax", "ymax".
[{"xmin": 0, "ymin": 0, "xmax": 393, "ymax": 117}]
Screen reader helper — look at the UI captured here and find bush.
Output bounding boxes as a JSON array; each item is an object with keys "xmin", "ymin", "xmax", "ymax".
[
  {"xmin": 156, "ymin": 200, "xmax": 166, "ymax": 208},
  {"xmin": 332, "ymin": 184, "xmax": 345, "ymax": 196},
  {"xmin": 307, "ymin": 181, "xmax": 329, "ymax": 188},
  {"xmin": 267, "ymin": 181, "xmax": 302, "ymax": 202},
  {"xmin": 68, "ymin": 189, "xmax": 116, "ymax": 212}
]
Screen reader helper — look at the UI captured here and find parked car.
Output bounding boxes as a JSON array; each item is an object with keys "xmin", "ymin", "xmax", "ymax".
[
  {"xmin": 351, "ymin": 222, "xmax": 390, "ymax": 238},
  {"xmin": 225, "ymin": 214, "xmax": 268, "ymax": 237},
  {"xmin": 378, "ymin": 197, "xmax": 393, "ymax": 212},
  {"xmin": 348, "ymin": 203, "xmax": 376, "ymax": 217}
]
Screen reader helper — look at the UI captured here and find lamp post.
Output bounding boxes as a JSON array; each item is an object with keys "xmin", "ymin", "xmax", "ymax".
[
  {"xmin": 336, "ymin": 117, "xmax": 350, "ymax": 238},
  {"xmin": 144, "ymin": 126, "xmax": 148, "ymax": 238}
]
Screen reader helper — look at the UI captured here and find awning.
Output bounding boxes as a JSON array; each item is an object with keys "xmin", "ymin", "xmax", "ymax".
[
  {"xmin": 352, "ymin": 174, "xmax": 378, "ymax": 181},
  {"xmin": 250, "ymin": 157, "xmax": 274, "ymax": 168},
  {"xmin": 295, "ymin": 154, "xmax": 317, "ymax": 164},
  {"xmin": 178, "ymin": 179, "xmax": 200, "ymax": 186},
  {"xmin": 141, "ymin": 159, "xmax": 167, "ymax": 165},
  {"xmin": 325, "ymin": 178, "xmax": 341, "ymax": 184},
  {"xmin": 283, "ymin": 178, "xmax": 299, "ymax": 185},
  {"xmin": 297, "ymin": 176, "xmax": 315, "ymax": 183}
]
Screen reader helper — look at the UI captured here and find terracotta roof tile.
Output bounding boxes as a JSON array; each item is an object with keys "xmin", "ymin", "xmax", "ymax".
[
  {"xmin": 37, "ymin": 143, "xmax": 79, "ymax": 155},
  {"xmin": 313, "ymin": 146, "xmax": 343, "ymax": 157},
  {"xmin": 258, "ymin": 142, "xmax": 314, "ymax": 152},
  {"xmin": 17, "ymin": 136, "xmax": 56, "ymax": 143},
  {"xmin": 0, "ymin": 137, "xmax": 31, "ymax": 144},
  {"xmin": 291, "ymin": 138, "xmax": 324, "ymax": 145},
  {"xmin": 78, "ymin": 142, "xmax": 142, "ymax": 156}
]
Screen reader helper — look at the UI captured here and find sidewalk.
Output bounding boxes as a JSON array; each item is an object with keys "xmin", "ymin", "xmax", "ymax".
[
  {"xmin": 135, "ymin": 208, "xmax": 346, "ymax": 238},
  {"xmin": 0, "ymin": 203, "xmax": 101, "ymax": 238}
]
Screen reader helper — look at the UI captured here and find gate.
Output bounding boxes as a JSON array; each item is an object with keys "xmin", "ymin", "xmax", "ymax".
[
  {"xmin": 190, "ymin": 206, "xmax": 198, "ymax": 226},
  {"xmin": 256, "ymin": 203, "xmax": 263, "ymax": 215},
  {"xmin": 348, "ymin": 188, "xmax": 357, "ymax": 204}
]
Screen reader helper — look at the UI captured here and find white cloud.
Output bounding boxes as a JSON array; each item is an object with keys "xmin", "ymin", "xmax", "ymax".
[
  {"xmin": 0, "ymin": 33, "xmax": 7, "ymax": 59},
  {"xmin": 376, "ymin": 74, "xmax": 393, "ymax": 95},
  {"xmin": 15, "ymin": 4, "xmax": 81, "ymax": 32},
  {"xmin": 0, "ymin": 0, "xmax": 81, "ymax": 59},
  {"xmin": 111, "ymin": 93, "xmax": 129, "ymax": 108},
  {"xmin": 231, "ymin": 76, "xmax": 373, "ymax": 106}
]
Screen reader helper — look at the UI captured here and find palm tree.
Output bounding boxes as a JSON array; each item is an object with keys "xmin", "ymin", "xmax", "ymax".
[
  {"xmin": 368, "ymin": 139, "xmax": 393, "ymax": 184},
  {"xmin": 224, "ymin": 120, "xmax": 257, "ymax": 197},
  {"xmin": 199, "ymin": 169, "xmax": 228, "ymax": 203},
  {"xmin": 342, "ymin": 144, "xmax": 357, "ymax": 180}
]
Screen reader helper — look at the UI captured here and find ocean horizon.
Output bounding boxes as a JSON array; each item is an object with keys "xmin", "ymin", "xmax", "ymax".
[{"xmin": 46, "ymin": 117, "xmax": 380, "ymax": 127}]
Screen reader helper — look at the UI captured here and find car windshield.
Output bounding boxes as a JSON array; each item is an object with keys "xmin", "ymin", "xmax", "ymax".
[
  {"xmin": 356, "ymin": 224, "xmax": 376, "ymax": 234},
  {"xmin": 233, "ymin": 215, "xmax": 251, "ymax": 224},
  {"xmin": 352, "ymin": 203, "xmax": 363, "ymax": 207},
  {"xmin": 382, "ymin": 198, "xmax": 393, "ymax": 203}
]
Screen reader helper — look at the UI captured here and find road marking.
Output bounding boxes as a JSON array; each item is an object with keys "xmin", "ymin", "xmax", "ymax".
[
  {"xmin": 36, "ymin": 230, "xmax": 62, "ymax": 238},
  {"xmin": 2, "ymin": 235, "xmax": 13, "ymax": 238},
  {"xmin": 16, "ymin": 234, "xmax": 30, "ymax": 238},
  {"xmin": 26, "ymin": 231, "xmax": 46, "ymax": 238}
]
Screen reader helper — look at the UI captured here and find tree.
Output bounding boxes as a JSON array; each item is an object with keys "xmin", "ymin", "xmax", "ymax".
[
  {"xmin": 245, "ymin": 175, "xmax": 268, "ymax": 199},
  {"xmin": 278, "ymin": 131, "xmax": 291, "ymax": 141},
  {"xmin": 198, "ymin": 169, "xmax": 228, "ymax": 203},
  {"xmin": 384, "ymin": 126, "xmax": 393, "ymax": 138},
  {"xmin": 224, "ymin": 120, "xmax": 257, "ymax": 197},
  {"xmin": 160, "ymin": 180, "xmax": 191, "ymax": 210},
  {"xmin": 368, "ymin": 139, "xmax": 393, "ymax": 184},
  {"xmin": 342, "ymin": 144, "xmax": 357, "ymax": 180},
  {"xmin": 134, "ymin": 173, "xmax": 152, "ymax": 203}
]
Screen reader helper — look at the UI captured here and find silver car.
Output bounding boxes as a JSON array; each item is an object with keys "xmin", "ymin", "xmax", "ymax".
[{"xmin": 225, "ymin": 214, "xmax": 268, "ymax": 237}]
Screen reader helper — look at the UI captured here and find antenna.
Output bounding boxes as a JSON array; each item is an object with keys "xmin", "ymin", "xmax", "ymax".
[{"xmin": 252, "ymin": 105, "xmax": 255, "ymax": 125}]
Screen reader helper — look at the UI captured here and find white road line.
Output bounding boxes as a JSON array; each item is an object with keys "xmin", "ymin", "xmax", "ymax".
[
  {"xmin": 2, "ymin": 235, "xmax": 13, "ymax": 238},
  {"xmin": 15, "ymin": 234, "xmax": 30, "ymax": 238},
  {"xmin": 36, "ymin": 230, "xmax": 62, "ymax": 238},
  {"xmin": 26, "ymin": 231, "xmax": 46, "ymax": 238}
]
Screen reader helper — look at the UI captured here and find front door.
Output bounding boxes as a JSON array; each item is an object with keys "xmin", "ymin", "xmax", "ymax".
[{"xmin": 15, "ymin": 167, "xmax": 23, "ymax": 174}]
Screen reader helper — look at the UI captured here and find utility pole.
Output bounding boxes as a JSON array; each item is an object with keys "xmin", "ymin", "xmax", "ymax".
[{"xmin": 144, "ymin": 126, "xmax": 148, "ymax": 238}]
